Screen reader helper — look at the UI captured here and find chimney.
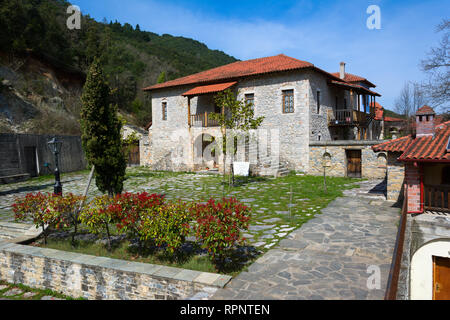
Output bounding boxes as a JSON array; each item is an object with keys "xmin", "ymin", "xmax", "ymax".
[
  {"xmin": 415, "ymin": 105, "xmax": 436, "ymax": 137},
  {"xmin": 340, "ymin": 62, "xmax": 346, "ymax": 79}
]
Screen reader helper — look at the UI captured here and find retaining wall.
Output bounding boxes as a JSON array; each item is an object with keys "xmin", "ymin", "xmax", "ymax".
[{"xmin": 0, "ymin": 242, "xmax": 231, "ymax": 300}]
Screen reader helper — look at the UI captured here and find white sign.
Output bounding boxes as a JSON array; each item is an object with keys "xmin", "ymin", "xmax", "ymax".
[{"xmin": 234, "ymin": 162, "xmax": 250, "ymax": 177}]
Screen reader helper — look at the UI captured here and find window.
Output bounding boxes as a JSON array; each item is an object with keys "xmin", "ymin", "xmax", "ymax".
[
  {"xmin": 162, "ymin": 102, "xmax": 167, "ymax": 121},
  {"xmin": 245, "ymin": 94, "xmax": 255, "ymax": 109},
  {"xmin": 317, "ymin": 91, "xmax": 321, "ymax": 114},
  {"xmin": 282, "ymin": 90, "xmax": 294, "ymax": 113}
]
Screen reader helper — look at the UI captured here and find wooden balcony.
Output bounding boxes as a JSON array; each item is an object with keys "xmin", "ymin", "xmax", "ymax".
[
  {"xmin": 189, "ymin": 112, "xmax": 220, "ymax": 128},
  {"xmin": 328, "ymin": 109, "xmax": 369, "ymax": 126},
  {"xmin": 424, "ymin": 185, "xmax": 450, "ymax": 212}
]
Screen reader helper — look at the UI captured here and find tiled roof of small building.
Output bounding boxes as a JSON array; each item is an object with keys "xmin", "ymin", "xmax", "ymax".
[
  {"xmin": 384, "ymin": 116, "xmax": 407, "ymax": 122},
  {"xmin": 373, "ymin": 121, "xmax": 450, "ymax": 162},
  {"xmin": 373, "ymin": 135, "xmax": 413, "ymax": 153},
  {"xmin": 369, "ymin": 102, "xmax": 384, "ymax": 120},
  {"xmin": 416, "ymin": 105, "xmax": 436, "ymax": 115}
]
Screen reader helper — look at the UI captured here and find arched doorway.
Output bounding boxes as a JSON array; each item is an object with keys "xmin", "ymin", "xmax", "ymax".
[
  {"xmin": 410, "ymin": 239, "xmax": 450, "ymax": 300},
  {"xmin": 193, "ymin": 133, "xmax": 218, "ymax": 170}
]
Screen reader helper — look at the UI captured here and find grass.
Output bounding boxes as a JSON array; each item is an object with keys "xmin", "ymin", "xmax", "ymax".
[
  {"xmin": 0, "ymin": 280, "xmax": 85, "ymax": 300},
  {"xmin": 36, "ymin": 238, "xmax": 218, "ymax": 274}
]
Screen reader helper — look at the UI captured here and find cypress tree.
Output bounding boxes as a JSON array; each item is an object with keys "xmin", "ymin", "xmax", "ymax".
[{"xmin": 80, "ymin": 58, "xmax": 127, "ymax": 196}]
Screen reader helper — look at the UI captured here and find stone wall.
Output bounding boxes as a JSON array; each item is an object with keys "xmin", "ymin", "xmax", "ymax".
[
  {"xmin": 0, "ymin": 134, "xmax": 86, "ymax": 180},
  {"xmin": 235, "ymin": 72, "xmax": 311, "ymax": 172},
  {"xmin": 308, "ymin": 140, "xmax": 387, "ymax": 179},
  {"xmin": 0, "ymin": 242, "xmax": 231, "ymax": 300},
  {"xmin": 387, "ymin": 152, "xmax": 405, "ymax": 202},
  {"xmin": 143, "ymin": 69, "xmax": 383, "ymax": 175}
]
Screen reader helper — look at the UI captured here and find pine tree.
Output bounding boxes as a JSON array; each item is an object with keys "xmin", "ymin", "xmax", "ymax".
[{"xmin": 80, "ymin": 58, "xmax": 127, "ymax": 196}]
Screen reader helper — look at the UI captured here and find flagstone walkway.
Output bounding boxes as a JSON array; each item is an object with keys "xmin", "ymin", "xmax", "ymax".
[{"xmin": 211, "ymin": 179, "xmax": 400, "ymax": 300}]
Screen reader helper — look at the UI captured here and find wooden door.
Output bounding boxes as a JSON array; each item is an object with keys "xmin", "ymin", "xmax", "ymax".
[
  {"xmin": 24, "ymin": 146, "xmax": 38, "ymax": 177},
  {"xmin": 128, "ymin": 145, "xmax": 140, "ymax": 166},
  {"xmin": 434, "ymin": 256, "xmax": 450, "ymax": 300},
  {"xmin": 347, "ymin": 150, "xmax": 362, "ymax": 178}
]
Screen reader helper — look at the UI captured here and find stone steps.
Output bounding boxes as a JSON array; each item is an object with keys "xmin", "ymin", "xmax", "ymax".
[{"xmin": 0, "ymin": 222, "xmax": 42, "ymax": 242}]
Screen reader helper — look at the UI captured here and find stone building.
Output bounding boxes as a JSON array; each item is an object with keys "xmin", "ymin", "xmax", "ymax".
[
  {"xmin": 373, "ymin": 106, "xmax": 450, "ymax": 300},
  {"xmin": 142, "ymin": 54, "xmax": 385, "ymax": 177}
]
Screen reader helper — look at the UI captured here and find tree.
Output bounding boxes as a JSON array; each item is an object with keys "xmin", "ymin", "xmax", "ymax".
[
  {"xmin": 80, "ymin": 58, "xmax": 127, "ymax": 197},
  {"xmin": 394, "ymin": 81, "xmax": 427, "ymax": 118},
  {"xmin": 157, "ymin": 71, "xmax": 166, "ymax": 84},
  {"xmin": 421, "ymin": 19, "xmax": 450, "ymax": 110},
  {"xmin": 394, "ymin": 81, "xmax": 429, "ymax": 135},
  {"xmin": 211, "ymin": 89, "xmax": 264, "ymax": 185}
]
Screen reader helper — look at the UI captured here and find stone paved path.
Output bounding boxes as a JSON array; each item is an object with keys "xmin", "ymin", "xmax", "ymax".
[{"xmin": 212, "ymin": 180, "xmax": 400, "ymax": 300}]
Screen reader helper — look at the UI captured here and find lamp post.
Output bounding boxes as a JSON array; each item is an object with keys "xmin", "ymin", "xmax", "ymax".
[
  {"xmin": 322, "ymin": 151, "xmax": 332, "ymax": 194},
  {"xmin": 48, "ymin": 137, "xmax": 63, "ymax": 195}
]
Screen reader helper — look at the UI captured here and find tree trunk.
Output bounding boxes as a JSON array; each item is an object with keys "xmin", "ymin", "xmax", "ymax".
[
  {"xmin": 42, "ymin": 223, "xmax": 47, "ymax": 245},
  {"xmin": 105, "ymin": 222, "xmax": 112, "ymax": 251}
]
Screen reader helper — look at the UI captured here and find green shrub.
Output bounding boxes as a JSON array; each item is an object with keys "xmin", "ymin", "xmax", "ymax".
[
  {"xmin": 139, "ymin": 201, "xmax": 192, "ymax": 254},
  {"xmin": 79, "ymin": 195, "xmax": 117, "ymax": 250}
]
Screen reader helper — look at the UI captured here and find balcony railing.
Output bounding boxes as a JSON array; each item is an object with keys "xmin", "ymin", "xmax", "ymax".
[
  {"xmin": 327, "ymin": 109, "xmax": 370, "ymax": 126},
  {"xmin": 424, "ymin": 184, "xmax": 450, "ymax": 212},
  {"xmin": 190, "ymin": 112, "xmax": 220, "ymax": 128}
]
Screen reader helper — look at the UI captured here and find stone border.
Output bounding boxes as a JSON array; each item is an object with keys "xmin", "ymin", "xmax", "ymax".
[{"xmin": 0, "ymin": 241, "xmax": 232, "ymax": 300}]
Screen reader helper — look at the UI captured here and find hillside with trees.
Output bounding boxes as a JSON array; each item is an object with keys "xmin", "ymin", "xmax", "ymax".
[{"xmin": 0, "ymin": 0, "xmax": 237, "ymax": 134}]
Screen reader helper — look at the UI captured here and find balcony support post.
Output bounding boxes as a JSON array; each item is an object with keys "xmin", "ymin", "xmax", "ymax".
[{"xmin": 188, "ymin": 97, "xmax": 192, "ymax": 127}]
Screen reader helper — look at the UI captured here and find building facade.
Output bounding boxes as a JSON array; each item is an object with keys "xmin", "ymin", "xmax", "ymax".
[{"xmin": 142, "ymin": 54, "xmax": 385, "ymax": 177}]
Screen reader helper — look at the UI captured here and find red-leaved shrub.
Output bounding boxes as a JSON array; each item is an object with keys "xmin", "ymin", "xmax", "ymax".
[{"xmin": 192, "ymin": 198, "xmax": 251, "ymax": 262}]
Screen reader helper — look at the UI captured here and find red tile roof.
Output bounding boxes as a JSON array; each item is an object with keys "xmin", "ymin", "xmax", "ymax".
[
  {"xmin": 329, "ymin": 80, "xmax": 381, "ymax": 97},
  {"xmin": 416, "ymin": 105, "xmax": 436, "ymax": 115},
  {"xmin": 143, "ymin": 54, "xmax": 380, "ymax": 98},
  {"xmin": 370, "ymin": 102, "xmax": 384, "ymax": 120},
  {"xmin": 373, "ymin": 135, "xmax": 413, "ymax": 153},
  {"xmin": 373, "ymin": 121, "xmax": 450, "ymax": 162},
  {"xmin": 384, "ymin": 116, "xmax": 407, "ymax": 122},
  {"xmin": 182, "ymin": 82, "xmax": 237, "ymax": 97},
  {"xmin": 143, "ymin": 54, "xmax": 316, "ymax": 91},
  {"xmin": 330, "ymin": 72, "xmax": 376, "ymax": 88}
]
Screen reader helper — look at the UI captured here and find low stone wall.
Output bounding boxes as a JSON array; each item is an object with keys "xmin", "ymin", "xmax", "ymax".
[
  {"xmin": 0, "ymin": 242, "xmax": 231, "ymax": 300},
  {"xmin": 308, "ymin": 140, "xmax": 387, "ymax": 179}
]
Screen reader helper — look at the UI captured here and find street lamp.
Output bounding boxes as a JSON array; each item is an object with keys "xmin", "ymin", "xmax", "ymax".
[
  {"xmin": 322, "ymin": 152, "xmax": 332, "ymax": 194},
  {"xmin": 48, "ymin": 137, "xmax": 63, "ymax": 195}
]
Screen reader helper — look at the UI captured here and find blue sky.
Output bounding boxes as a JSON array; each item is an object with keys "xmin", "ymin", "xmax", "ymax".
[{"xmin": 72, "ymin": 0, "xmax": 449, "ymax": 111}]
